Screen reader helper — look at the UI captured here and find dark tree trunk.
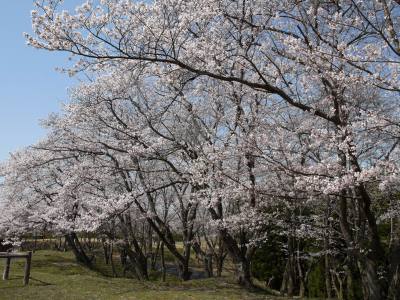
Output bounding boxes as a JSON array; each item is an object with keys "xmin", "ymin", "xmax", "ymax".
[
  {"xmin": 192, "ymin": 241, "xmax": 214, "ymax": 278},
  {"xmin": 161, "ymin": 242, "xmax": 166, "ymax": 282},
  {"xmin": 151, "ymin": 239, "xmax": 161, "ymax": 271},
  {"xmin": 119, "ymin": 215, "xmax": 149, "ymax": 280},
  {"xmin": 324, "ymin": 222, "xmax": 332, "ymax": 299},
  {"xmin": 64, "ymin": 232, "xmax": 93, "ymax": 268},
  {"xmin": 109, "ymin": 243, "xmax": 117, "ymax": 277},
  {"xmin": 218, "ymin": 228, "xmax": 253, "ymax": 288},
  {"xmin": 215, "ymin": 236, "xmax": 226, "ymax": 277},
  {"xmin": 216, "ymin": 256, "xmax": 224, "ymax": 277},
  {"xmin": 388, "ymin": 236, "xmax": 400, "ymax": 300},
  {"xmin": 234, "ymin": 259, "xmax": 253, "ymax": 288},
  {"xmin": 280, "ymin": 235, "xmax": 297, "ymax": 297},
  {"xmin": 280, "ymin": 258, "xmax": 295, "ymax": 297},
  {"xmin": 125, "ymin": 246, "xmax": 149, "ymax": 280},
  {"xmin": 325, "ymin": 250, "xmax": 332, "ymax": 299},
  {"xmin": 207, "ymin": 203, "xmax": 254, "ymax": 288},
  {"xmin": 358, "ymin": 257, "xmax": 382, "ymax": 300},
  {"xmin": 101, "ymin": 238, "xmax": 110, "ymax": 265},
  {"xmin": 205, "ymin": 253, "xmax": 214, "ymax": 278},
  {"xmin": 177, "ymin": 260, "xmax": 192, "ymax": 281}
]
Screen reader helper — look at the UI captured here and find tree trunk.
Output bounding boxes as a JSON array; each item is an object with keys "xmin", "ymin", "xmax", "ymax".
[
  {"xmin": 208, "ymin": 205, "xmax": 254, "ymax": 288},
  {"xmin": 128, "ymin": 249, "xmax": 149, "ymax": 281},
  {"xmin": 161, "ymin": 242, "xmax": 166, "ymax": 282},
  {"xmin": 280, "ymin": 235, "xmax": 296, "ymax": 296},
  {"xmin": 358, "ymin": 258, "xmax": 383, "ymax": 300},
  {"xmin": 218, "ymin": 228, "xmax": 253, "ymax": 288},
  {"xmin": 151, "ymin": 239, "xmax": 161, "ymax": 271},
  {"xmin": 324, "ymin": 242, "xmax": 332, "ymax": 298},
  {"xmin": 177, "ymin": 242, "xmax": 192, "ymax": 281},
  {"xmin": 205, "ymin": 252, "xmax": 214, "ymax": 278},
  {"xmin": 118, "ymin": 214, "xmax": 149, "ymax": 280},
  {"xmin": 109, "ymin": 243, "xmax": 117, "ymax": 277},
  {"xmin": 387, "ymin": 222, "xmax": 400, "ymax": 300},
  {"xmin": 280, "ymin": 259, "xmax": 295, "ymax": 296},
  {"xmin": 192, "ymin": 241, "xmax": 213, "ymax": 278},
  {"xmin": 234, "ymin": 259, "xmax": 253, "ymax": 288},
  {"xmin": 64, "ymin": 232, "xmax": 92, "ymax": 267},
  {"xmin": 215, "ymin": 236, "xmax": 226, "ymax": 277},
  {"xmin": 216, "ymin": 256, "xmax": 224, "ymax": 277},
  {"xmin": 102, "ymin": 238, "xmax": 110, "ymax": 265}
]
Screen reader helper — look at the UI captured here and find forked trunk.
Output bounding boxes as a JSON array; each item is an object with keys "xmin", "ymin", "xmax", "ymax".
[
  {"xmin": 280, "ymin": 259, "xmax": 295, "ymax": 296},
  {"xmin": 177, "ymin": 262, "xmax": 192, "ymax": 281},
  {"xmin": 235, "ymin": 260, "xmax": 253, "ymax": 288},
  {"xmin": 192, "ymin": 241, "xmax": 213, "ymax": 278},
  {"xmin": 64, "ymin": 232, "xmax": 92, "ymax": 268},
  {"xmin": 217, "ymin": 229, "xmax": 254, "ymax": 288},
  {"xmin": 124, "ymin": 245, "xmax": 149, "ymax": 280},
  {"xmin": 358, "ymin": 258, "xmax": 383, "ymax": 300}
]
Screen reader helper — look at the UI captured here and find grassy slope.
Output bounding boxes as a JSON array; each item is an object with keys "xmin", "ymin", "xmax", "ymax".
[{"xmin": 0, "ymin": 250, "xmax": 284, "ymax": 300}]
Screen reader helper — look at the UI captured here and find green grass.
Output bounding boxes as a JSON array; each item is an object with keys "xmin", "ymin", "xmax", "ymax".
[{"xmin": 0, "ymin": 250, "xmax": 285, "ymax": 300}]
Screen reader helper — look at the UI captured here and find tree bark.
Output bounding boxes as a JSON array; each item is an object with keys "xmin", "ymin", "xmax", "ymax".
[
  {"xmin": 119, "ymin": 215, "xmax": 149, "ymax": 280},
  {"xmin": 64, "ymin": 232, "xmax": 93, "ymax": 267},
  {"xmin": 192, "ymin": 240, "xmax": 213, "ymax": 277},
  {"xmin": 161, "ymin": 242, "xmax": 166, "ymax": 282},
  {"xmin": 388, "ymin": 237, "xmax": 400, "ymax": 300},
  {"xmin": 207, "ymin": 204, "xmax": 254, "ymax": 288},
  {"xmin": 109, "ymin": 242, "xmax": 117, "ymax": 277}
]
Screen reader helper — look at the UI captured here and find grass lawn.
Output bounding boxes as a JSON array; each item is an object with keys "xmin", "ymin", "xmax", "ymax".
[{"xmin": 0, "ymin": 250, "xmax": 287, "ymax": 300}]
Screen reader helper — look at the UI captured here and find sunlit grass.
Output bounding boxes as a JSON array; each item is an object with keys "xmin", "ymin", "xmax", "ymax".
[{"xmin": 0, "ymin": 250, "xmax": 283, "ymax": 300}]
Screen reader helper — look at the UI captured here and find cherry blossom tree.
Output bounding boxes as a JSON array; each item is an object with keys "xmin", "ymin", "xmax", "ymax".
[{"xmin": 0, "ymin": 0, "xmax": 399, "ymax": 298}]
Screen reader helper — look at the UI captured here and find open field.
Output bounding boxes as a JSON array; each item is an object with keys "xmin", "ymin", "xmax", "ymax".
[{"xmin": 0, "ymin": 250, "xmax": 296, "ymax": 300}]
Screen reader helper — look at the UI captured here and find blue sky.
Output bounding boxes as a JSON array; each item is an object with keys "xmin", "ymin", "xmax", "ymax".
[{"xmin": 0, "ymin": 1, "xmax": 82, "ymax": 161}]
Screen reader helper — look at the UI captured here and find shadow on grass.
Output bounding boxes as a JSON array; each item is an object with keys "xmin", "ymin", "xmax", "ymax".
[
  {"xmin": 0, "ymin": 275, "xmax": 54, "ymax": 289},
  {"xmin": 29, "ymin": 276, "xmax": 54, "ymax": 286}
]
